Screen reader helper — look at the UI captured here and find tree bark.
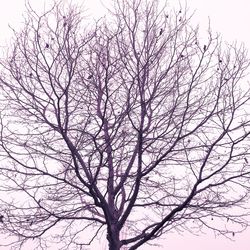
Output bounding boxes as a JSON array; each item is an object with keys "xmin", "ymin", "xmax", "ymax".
[{"xmin": 107, "ymin": 225, "xmax": 121, "ymax": 250}]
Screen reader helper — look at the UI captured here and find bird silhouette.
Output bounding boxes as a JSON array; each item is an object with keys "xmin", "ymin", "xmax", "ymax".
[
  {"xmin": 203, "ymin": 45, "xmax": 207, "ymax": 51},
  {"xmin": 219, "ymin": 59, "xmax": 222, "ymax": 63},
  {"xmin": 87, "ymin": 74, "xmax": 93, "ymax": 79},
  {"xmin": 45, "ymin": 43, "xmax": 49, "ymax": 49},
  {"xmin": 0, "ymin": 215, "xmax": 3, "ymax": 223},
  {"xmin": 159, "ymin": 28, "xmax": 163, "ymax": 35}
]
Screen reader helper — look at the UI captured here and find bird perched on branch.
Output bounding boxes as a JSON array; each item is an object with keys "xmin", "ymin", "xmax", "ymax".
[
  {"xmin": 159, "ymin": 28, "xmax": 163, "ymax": 36},
  {"xmin": 0, "ymin": 215, "xmax": 3, "ymax": 223},
  {"xmin": 45, "ymin": 43, "xmax": 49, "ymax": 49}
]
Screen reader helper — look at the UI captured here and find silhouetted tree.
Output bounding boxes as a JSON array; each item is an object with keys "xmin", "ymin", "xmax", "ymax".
[{"xmin": 0, "ymin": 1, "xmax": 250, "ymax": 249}]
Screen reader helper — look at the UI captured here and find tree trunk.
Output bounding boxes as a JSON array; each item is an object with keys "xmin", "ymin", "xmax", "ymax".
[
  {"xmin": 107, "ymin": 225, "xmax": 121, "ymax": 250},
  {"xmin": 109, "ymin": 241, "xmax": 121, "ymax": 250}
]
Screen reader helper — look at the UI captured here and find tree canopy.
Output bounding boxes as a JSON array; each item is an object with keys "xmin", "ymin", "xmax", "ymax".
[{"xmin": 0, "ymin": 0, "xmax": 250, "ymax": 249}]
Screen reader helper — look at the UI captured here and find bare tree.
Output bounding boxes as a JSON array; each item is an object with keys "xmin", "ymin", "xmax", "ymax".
[{"xmin": 0, "ymin": 0, "xmax": 250, "ymax": 249}]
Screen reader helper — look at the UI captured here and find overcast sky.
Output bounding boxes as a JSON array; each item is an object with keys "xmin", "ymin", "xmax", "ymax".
[{"xmin": 0, "ymin": 0, "xmax": 249, "ymax": 249}]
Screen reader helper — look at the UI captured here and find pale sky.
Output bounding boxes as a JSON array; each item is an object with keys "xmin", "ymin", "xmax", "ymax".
[{"xmin": 0, "ymin": 0, "xmax": 250, "ymax": 249}]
